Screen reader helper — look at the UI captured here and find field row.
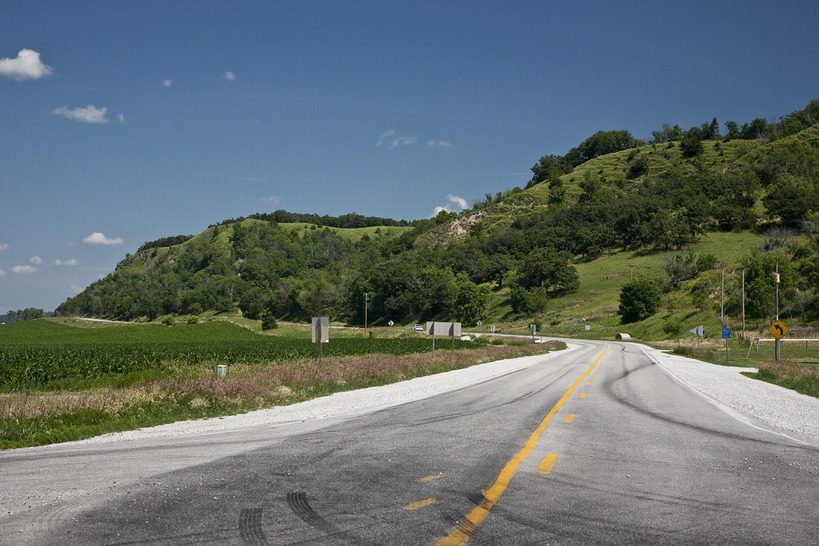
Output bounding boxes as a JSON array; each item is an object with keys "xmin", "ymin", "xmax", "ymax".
[{"xmin": 0, "ymin": 337, "xmax": 464, "ymax": 391}]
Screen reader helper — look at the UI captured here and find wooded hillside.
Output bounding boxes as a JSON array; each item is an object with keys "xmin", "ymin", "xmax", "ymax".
[{"xmin": 57, "ymin": 100, "xmax": 819, "ymax": 331}]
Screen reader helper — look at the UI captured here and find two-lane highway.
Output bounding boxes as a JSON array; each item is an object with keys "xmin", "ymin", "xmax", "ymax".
[{"xmin": 2, "ymin": 340, "xmax": 817, "ymax": 544}]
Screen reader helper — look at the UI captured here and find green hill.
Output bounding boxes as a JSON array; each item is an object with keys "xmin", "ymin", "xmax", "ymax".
[{"xmin": 57, "ymin": 100, "xmax": 819, "ymax": 340}]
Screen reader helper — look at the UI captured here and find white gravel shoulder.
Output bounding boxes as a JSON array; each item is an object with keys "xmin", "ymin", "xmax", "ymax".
[
  {"xmin": 52, "ymin": 343, "xmax": 582, "ymax": 448},
  {"xmin": 639, "ymin": 344, "xmax": 819, "ymax": 446}
]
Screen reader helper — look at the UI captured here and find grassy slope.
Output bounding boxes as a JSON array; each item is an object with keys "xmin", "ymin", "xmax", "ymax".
[
  {"xmin": 474, "ymin": 139, "xmax": 763, "ymax": 231},
  {"xmin": 123, "ymin": 218, "xmax": 411, "ymax": 274},
  {"xmin": 482, "ymin": 231, "xmax": 768, "ymax": 339},
  {"xmin": 277, "ymin": 222, "xmax": 413, "ymax": 241}
]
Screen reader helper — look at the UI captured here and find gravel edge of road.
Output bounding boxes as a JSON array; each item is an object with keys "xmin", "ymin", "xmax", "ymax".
[{"xmin": 638, "ymin": 343, "xmax": 819, "ymax": 446}]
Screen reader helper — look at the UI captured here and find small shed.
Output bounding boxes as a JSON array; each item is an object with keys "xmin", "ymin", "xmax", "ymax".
[{"xmin": 615, "ymin": 333, "xmax": 632, "ymax": 341}]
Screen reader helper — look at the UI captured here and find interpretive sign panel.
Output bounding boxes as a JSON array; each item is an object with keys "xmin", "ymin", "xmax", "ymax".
[{"xmin": 425, "ymin": 321, "xmax": 462, "ymax": 337}]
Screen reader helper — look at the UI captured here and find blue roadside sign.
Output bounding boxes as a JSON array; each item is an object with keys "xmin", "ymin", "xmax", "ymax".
[{"xmin": 721, "ymin": 327, "xmax": 731, "ymax": 339}]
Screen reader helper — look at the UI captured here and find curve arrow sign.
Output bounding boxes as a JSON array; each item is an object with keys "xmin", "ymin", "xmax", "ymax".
[{"xmin": 768, "ymin": 320, "xmax": 789, "ymax": 339}]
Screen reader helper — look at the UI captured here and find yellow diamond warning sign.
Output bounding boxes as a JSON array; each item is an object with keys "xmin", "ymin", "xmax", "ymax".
[{"xmin": 768, "ymin": 320, "xmax": 790, "ymax": 339}]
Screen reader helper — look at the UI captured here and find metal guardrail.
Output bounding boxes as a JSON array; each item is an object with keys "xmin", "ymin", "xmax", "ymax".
[{"xmin": 753, "ymin": 338, "xmax": 819, "ymax": 350}]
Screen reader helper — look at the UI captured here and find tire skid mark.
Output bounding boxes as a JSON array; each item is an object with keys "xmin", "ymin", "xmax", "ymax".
[
  {"xmin": 239, "ymin": 507, "xmax": 268, "ymax": 546},
  {"xmin": 285, "ymin": 491, "xmax": 379, "ymax": 546},
  {"xmin": 405, "ymin": 366, "xmax": 578, "ymax": 428},
  {"xmin": 602, "ymin": 353, "xmax": 814, "ymax": 449}
]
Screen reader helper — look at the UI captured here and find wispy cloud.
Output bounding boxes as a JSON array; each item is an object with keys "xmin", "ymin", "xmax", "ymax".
[
  {"xmin": 0, "ymin": 49, "xmax": 53, "ymax": 81},
  {"xmin": 53, "ymin": 104, "xmax": 110, "ymax": 124},
  {"xmin": 55, "ymin": 258, "xmax": 78, "ymax": 266},
  {"xmin": 163, "ymin": 79, "xmax": 173, "ymax": 88},
  {"xmin": 0, "ymin": 267, "xmax": 5, "ymax": 277},
  {"xmin": 70, "ymin": 284, "xmax": 84, "ymax": 294},
  {"xmin": 83, "ymin": 232, "xmax": 124, "ymax": 245},
  {"xmin": 427, "ymin": 139, "xmax": 452, "ymax": 148},
  {"xmin": 0, "ymin": 243, "xmax": 7, "ymax": 252},
  {"xmin": 12, "ymin": 265, "xmax": 37, "ymax": 274},
  {"xmin": 377, "ymin": 129, "xmax": 417, "ymax": 149},
  {"xmin": 448, "ymin": 194, "xmax": 468, "ymax": 209},
  {"xmin": 224, "ymin": 71, "xmax": 236, "ymax": 81},
  {"xmin": 116, "ymin": 112, "xmax": 126, "ymax": 124},
  {"xmin": 433, "ymin": 194, "xmax": 469, "ymax": 216},
  {"xmin": 258, "ymin": 195, "xmax": 281, "ymax": 206},
  {"xmin": 29, "ymin": 256, "xmax": 44, "ymax": 265},
  {"xmin": 377, "ymin": 130, "xmax": 451, "ymax": 149}
]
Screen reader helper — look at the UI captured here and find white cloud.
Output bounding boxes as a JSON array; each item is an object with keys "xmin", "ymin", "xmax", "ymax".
[
  {"xmin": 447, "ymin": 194, "xmax": 468, "ymax": 209},
  {"xmin": 53, "ymin": 104, "xmax": 110, "ymax": 124},
  {"xmin": 0, "ymin": 267, "xmax": 5, "ymax": 277},
  {"xmin": 83, "ymin": 232, "xmax": 124, "ymax": 245},
  {"xmin": 12, "ymin": 265, "xmax": 37, "ymax": 274},
  {"xmin": 29, "ymin": 256, "xmax": 44, "ymax": 265},
  {"xmin": 55, "ymin": 258, "xmax": 78, "ymax": 266},
  {"xmin": 433, "ymin": 194, "xmax": 469, "ymax": 216},
  {"xmin": 116, "ymin": 113, "xmax": 125, "ymax": 124},
  {"xmin": 0, "ymin": 243, "xmax": 7, "ymax": 252},
  {"xmin": 0, "ymin": 49, "xmax": 53, "ymax": 81},
  {"xmin": 427, "ymin": 139, "xmax": 452, "ymax": 148},
  {"xmin": 224, "ymin": 71, "xmax": 236, "ymax": 81},
  {"xmin": 163, "ymin": 79, "xmax": 173, "ymax": 88},
  {"xmin": 377, "ymin": 129, "xmax": 418, "ymax": 149},
  {"xmin": 258, "ymin": 195, "xmax": 281, "ymax": 206}
]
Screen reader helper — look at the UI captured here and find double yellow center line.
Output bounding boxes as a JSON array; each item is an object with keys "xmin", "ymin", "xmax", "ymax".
[{"xmin": 437, "ymin": 347, "xmax": 607, "ymax": 546}]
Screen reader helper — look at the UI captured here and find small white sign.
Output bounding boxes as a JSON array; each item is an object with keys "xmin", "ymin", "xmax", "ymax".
[{"xmin": 388, "ymin": 320, "xmax": 394, "ymax": 327}]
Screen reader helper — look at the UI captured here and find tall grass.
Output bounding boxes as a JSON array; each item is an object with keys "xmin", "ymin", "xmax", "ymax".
[{"xmin": 751, "ymin": 360, "xmax": 819, "ymax": 398}]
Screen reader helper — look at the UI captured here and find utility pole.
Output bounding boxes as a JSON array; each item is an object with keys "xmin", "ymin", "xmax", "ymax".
[
  {"xmin": 720, "ymin": 266, "xmax": 725, "ymax": 326},
  {"xmin": 774, "ymin": 260, "xmax": 781, "ymax": 361},
  {"xmin": 364, "ymin": 293, "xmax": 368, "ymax": 336},
  {"xmin": 741, "ymin": 269, "xmax": 746, "ymax": 337}
]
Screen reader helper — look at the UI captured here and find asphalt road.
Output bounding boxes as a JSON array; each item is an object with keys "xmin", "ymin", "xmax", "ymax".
[{"xmin": 2, "ymin": 341, "xmax": 817, "ymax": 545}]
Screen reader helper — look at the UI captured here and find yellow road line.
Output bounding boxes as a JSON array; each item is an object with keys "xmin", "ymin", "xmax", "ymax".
[
  {"xmin": 436, "ymin": 347, "xmax": 608, "ymax": 546},
  {"xmin": 403, "ymin": 497, "xmax": 437, "ymax": 511},
  {"xmin": 586, "ymin": 381, "xmax": 593, "ymax": 386},
  {"xmin": 579, "ymin": 392, "xmax": 587, "ymax": 399},
  {"xmin": 418, "ymin": 474, "xmax": 443, "ymax": 483},
  {"xmin": 538, "ymin": 452, "xmax": 558, "ymax": 475},
  {"xmin": 564, "ymin": 413, "xmax": 574, "ymax": 424}
]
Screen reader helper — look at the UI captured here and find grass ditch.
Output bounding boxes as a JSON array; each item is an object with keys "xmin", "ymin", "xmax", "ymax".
[
  {"xmin": 746, "ymin": 360, "xmax": 819, "ymax": 399},
  {"xmin": 1, "ymin": 340, "xmax": 563, "ymax": 449}
]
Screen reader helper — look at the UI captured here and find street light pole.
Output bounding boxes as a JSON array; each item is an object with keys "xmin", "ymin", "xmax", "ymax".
[{"xmin": 364, "ymin": 292, "xmax": 368, "ymax": 336}]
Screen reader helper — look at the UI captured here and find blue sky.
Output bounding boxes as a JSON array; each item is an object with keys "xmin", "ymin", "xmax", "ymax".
[{"xmin": 2, "ymin": 0, "xmax": 818, "ymax": 313}]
